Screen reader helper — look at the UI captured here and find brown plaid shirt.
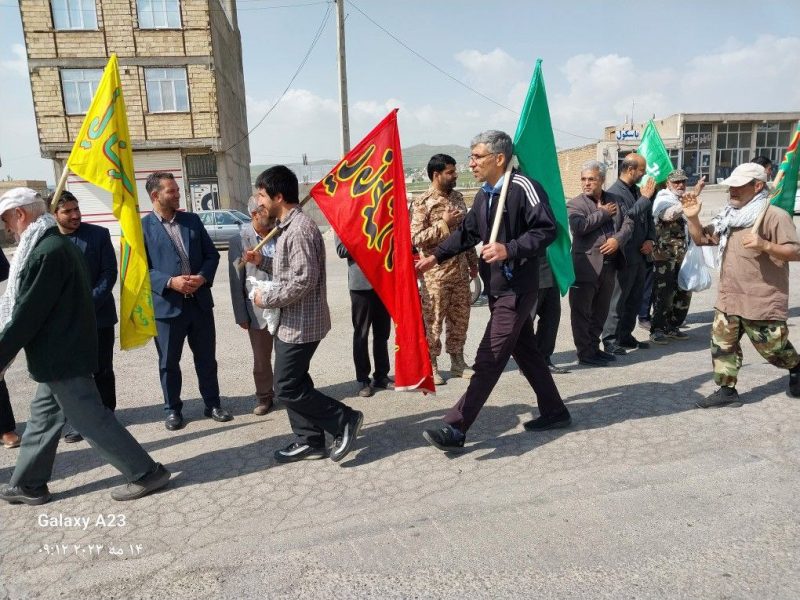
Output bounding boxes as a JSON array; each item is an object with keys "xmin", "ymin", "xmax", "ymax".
[{"xmin": 258, "ymin": 207, "xmax": 330, "ymax": 344}]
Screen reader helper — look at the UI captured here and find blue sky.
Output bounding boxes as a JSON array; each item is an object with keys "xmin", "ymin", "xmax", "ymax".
[{"xmin": 2, "ymin": 0, "xmax": 800, "ymax": 183}]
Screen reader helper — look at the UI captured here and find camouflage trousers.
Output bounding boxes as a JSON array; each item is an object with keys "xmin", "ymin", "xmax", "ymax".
[
  {"xmin": 420, "ymin": 276, "xmax": 471, "ymax": 359},
  {"xmin": 711, "ymin": 310, "xmax": 800, "ymax": 387},
  {"xmin": 651, "ymin": 259, "xmax": 692, "ymax": 332}
]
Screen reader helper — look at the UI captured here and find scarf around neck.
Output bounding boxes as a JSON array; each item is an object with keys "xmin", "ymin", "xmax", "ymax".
[
  {"xmin": 709, "ymin": 190, "xmax": 768, "ymax": 267},
  {"xmin": 0, "ymin": 212, "xmax": 56, "ymax": 330}
]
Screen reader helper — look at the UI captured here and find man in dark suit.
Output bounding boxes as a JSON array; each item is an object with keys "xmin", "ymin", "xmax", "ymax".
[
  {"xmin": 567, "ymin": 161, "xmax": 633, "ymax": 367},
  {"xmin": 51, "ymin": 191, "xmax": 118, "ymax": 443},
  {"xmin": 228, "ymin": 195, "xmax": 276, "ymax": 415},
  {"xmin": 602, "ymin": 153, "xmax": 656, "ymax": 354},
  {"xmin": 142, "ymin": 172, "xmax": 231, "ymax": 430}
]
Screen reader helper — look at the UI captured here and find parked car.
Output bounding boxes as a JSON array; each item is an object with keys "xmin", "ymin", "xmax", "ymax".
[{"xmin": 197, "ymin": 210, "xmax": 251, "ymax": 248}]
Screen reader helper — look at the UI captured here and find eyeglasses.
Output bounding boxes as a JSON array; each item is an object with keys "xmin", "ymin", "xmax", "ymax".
[{"xmin": 468, "ymin": 152, "xmax": 495, "ymax": 163}]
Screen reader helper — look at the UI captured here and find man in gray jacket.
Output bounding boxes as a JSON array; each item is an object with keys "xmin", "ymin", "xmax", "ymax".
[{"xmin": 228, "ymin": 196, "xmax": 276, "ymax": 415}]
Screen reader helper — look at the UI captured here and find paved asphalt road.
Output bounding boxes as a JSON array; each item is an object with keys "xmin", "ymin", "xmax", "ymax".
[{"xmin": 0, "ymin": 200, "xmax": 798, "ymax": 599}]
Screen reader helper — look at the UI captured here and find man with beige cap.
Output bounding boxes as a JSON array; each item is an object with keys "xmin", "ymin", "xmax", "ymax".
[
  {"xmin": 683, "ymin": 164, "xmax": 800, "ymax": 407},
  {"xmin": 0, "ymin": 187, "xmax": 169, "ymax": 505}
]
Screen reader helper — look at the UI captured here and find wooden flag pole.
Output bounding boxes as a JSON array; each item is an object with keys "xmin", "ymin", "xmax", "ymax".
[
  {"xmin": 50, "ymin": 165, "xmax": 71, "ymax": 213},
  {"xmin": 488, "ymin": 160, "xmax": 514, "ymax": 243},
  {"xmin": 234, "ymin": 192, "xmax": 312, "ymax": 270}
]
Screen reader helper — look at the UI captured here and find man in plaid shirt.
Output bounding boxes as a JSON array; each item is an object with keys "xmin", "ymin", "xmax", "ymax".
[{"xmin": 246, "ymin": 166, "xmax": 363, "ymax": 464}]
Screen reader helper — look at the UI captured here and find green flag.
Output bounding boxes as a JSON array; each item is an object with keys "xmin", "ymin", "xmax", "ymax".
[
  {"xmin": 513, "ymin": 59, "xmax": 575, "ymax": 296},
  {"xmin": 637, "ymin": 119, "xmax": 674, "ymax": 185},
  {"xmin": 770, "ymin": 121, "xmax": 799, "ymax": 215}
]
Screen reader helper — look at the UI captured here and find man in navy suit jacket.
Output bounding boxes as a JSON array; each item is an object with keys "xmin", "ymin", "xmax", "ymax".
[
  {"xmin": 141, "ymin": 172, "xmax": 231, "ymax": 431},
  {"xmin": 52, "ymin": 191, "xmax": 118, "ymax": 443}
]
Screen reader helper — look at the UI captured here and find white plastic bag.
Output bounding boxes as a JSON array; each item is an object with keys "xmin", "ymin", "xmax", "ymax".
[
  {"xmin": 678, "ymin": 241, "xmax": 712, "ymax": 292},
  {"xmin": 247, "ymin": 277, "xmax": 281, "ymax": 335}
]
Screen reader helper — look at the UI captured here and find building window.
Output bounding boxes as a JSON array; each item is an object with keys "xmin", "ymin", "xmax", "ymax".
[
  {"xmin": 61, "ymin": 68, "xmax": 103, "ymax": 114},
  {"xmin": 715, "ymin": 123, "xmax": 752, "ymax": 182},
  {"xmin": 137, "ymin": 0, "xmax": 181, "ymax": 29},
  {"xmin": 681, "ymin": 123, "xmax": 713, "ymax": 184},
  {"xmin": 755, "ymin": 121, "xmax": 795, "ymax": 166},
  {"xmin": 145, "ymin": 68, "xmax": 189, "ymax": 112},
  {"xmin": 51, "ymin": 0, "xmax": 97, "ymax": 30}
]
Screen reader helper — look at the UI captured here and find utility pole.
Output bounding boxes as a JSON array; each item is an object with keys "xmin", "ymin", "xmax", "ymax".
[{"xmin": 335, "ymin": 0, "xmax": 351, "ymax": 154}]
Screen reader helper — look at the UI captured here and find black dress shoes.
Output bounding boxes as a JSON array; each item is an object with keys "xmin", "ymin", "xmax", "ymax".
[
  {"xmin": 0, "ymin": 483, "xmax": 51, "ymax": 505},
  {"xmin": 64, "ymin": 431, "xmax": 84, "ymax": 443},
  {"xmin": 204, "ymin": 407, "xmax": 233, "ymax": 422},
  {"xmin": 578, "ymin": 355, "xmax": 609, "ymax": 367},
  {"xmin": 330, "ymin": 410, "xmax": 364, "ymax": 462},
  {"xmin": 604, "ymin": 342, "xmax": 628, "ymax": 355},
  {"xmin": 546, "ymin": 361, "xmax": 571, "ymax": 374},
  {"xmin": 619, "ymin": 335, "xmax": 649, "ymax": 350},
  {"xmin": 165, "ymin": 411, "xmax": 184, "ymax": 431},
  {"xmin": 523, "ymin": 409, "xmax": 572, "ymax": 431},
  {"xmin": 595, "ymin": 350, "xmax": 617, "ymax": 362}
]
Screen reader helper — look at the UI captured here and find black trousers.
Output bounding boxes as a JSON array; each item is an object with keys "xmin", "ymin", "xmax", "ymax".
[
  {"xmin": 0, "ymin": 379, "xmax": 15, "ymax": 435},
  {"xmin": 532, "ymin": 285, "xmax": 560, "ymax": 361},
  {"xmin": 350, "ymin": 289, "xmax": 391, "ymax": 384},
  {"xmin": 154, "ymin": 299, "xmax": 220, "ymax": 413},
  {"xmin": 444, "ymin": 292, "xmax": 566, "ymax": 433},
  {"xmin": 602, "ymin": 258, "xmax": 647, "ymax": 343},
  {"xmin": 569, "ymin": 263, "xmax": 616, "ymax": 360},
  {"xmin": 274, "ymin": 338, "xmax": 353, "ymax": 448},
  {"xmin": 95, "ymin": 326, "xmax": 116, "ymax": 411}
]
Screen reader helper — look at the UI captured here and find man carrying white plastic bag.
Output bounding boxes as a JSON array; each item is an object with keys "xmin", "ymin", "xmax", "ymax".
[{"xmin": 683, "ymin": 163, "xmax": 800, "ymax": 407}]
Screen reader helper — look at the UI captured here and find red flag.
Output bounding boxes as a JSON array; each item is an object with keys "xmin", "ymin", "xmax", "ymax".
[{"xmin": 311, "ymin": 110, "xmax": 434, "ymax": 393}]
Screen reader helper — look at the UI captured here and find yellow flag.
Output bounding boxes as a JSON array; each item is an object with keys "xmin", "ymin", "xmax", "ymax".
[{"xmin": 67, "ymin": 54, "xmax": 156, "ymax": 349}]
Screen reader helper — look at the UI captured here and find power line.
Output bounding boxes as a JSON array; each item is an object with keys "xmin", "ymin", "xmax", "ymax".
[
  {"xmin": 346, "ymin": 0, "xmax": 597, "ymax": 142},
  {"xmin": 223, "ymin": 1, "xmax": 332, "ymax": 153}
]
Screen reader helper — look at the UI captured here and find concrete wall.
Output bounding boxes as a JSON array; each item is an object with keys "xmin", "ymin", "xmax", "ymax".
[{"xmin": 209, "ymin": 0, "xmax": 250, "ymax": 212}]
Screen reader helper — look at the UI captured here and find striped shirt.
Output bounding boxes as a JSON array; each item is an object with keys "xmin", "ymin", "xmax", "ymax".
[{"xmin": 258, "ymin": 207, "xmax": 330, "ymax": 344}]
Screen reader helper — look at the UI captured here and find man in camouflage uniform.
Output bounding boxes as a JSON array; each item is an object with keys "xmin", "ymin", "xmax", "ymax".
[
  {"xmin": 411, "ymin": 154, "xmax": 478, "ymax": 385},
  {"xmin": 683, "ymin": 163, "xmax": 800, "ymax": 407},
  {"xmin": 649, "ymin": 169, "xmax": 701, "ymax": 344}
]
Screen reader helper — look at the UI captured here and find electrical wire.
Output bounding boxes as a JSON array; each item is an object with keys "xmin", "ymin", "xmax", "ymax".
[
  {"xmin": 346, "ymin": 0, "xmax": 597, "ymax": 142},
  {"xmin": 222, "ymin": 1, "xmax": 332, "ymax": 153}
]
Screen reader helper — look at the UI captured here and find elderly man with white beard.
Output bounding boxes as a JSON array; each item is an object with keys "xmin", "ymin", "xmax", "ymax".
[
  {"xmin": 0, "ymin": 188, "xmax": 169, "ymax": 505},
  {"xmin": 683, "ymin": 164, "xmax": 800, "ymax": 407}
]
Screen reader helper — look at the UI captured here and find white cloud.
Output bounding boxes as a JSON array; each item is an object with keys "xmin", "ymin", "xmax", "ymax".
[
  {"xmin": 454, "ymin": 48, "xmax": 526, "ymax": 92},
  {"xmin": 0, "ymin": 44, "xmax": 28, "ymax": 77},
  {"xmin": 546, "ymin": 35, "xmax": 800, "ymax": 148}
]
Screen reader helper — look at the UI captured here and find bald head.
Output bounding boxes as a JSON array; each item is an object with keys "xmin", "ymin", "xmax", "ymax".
[{"xmin": 620, "ymin": 153, "xmax": 647, "ymax": 185}]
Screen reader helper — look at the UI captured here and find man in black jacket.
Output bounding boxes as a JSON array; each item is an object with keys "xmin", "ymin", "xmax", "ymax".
[
  {"xmin": 416, "ymin": 130, "xmax": 571, "ymax": 451},
  {"xmin": 601, "ymin": 153, "xmax": 656, "ymax": 354},
  {"xmin": 0, "ymin": 188, "xmax": 169, "ymax": 505},
  {"xmin": 51, "ymin": 190, "xmax": 118, "ymax": 443}
]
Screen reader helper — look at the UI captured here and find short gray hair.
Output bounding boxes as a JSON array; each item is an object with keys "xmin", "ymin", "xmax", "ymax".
[
  {"xmin": 581, "ymin": 160, "xmax": 607, "ymax": 180},
  {"xmin": 470, "ymin": 130, "xmax": 513, "ymax": 165},
  {"xmin": 247, "ymin": 195, "xmax": 259, "ymax": 214},
  {"xmin": 21, "ymin": 198, "xmax": 47, "ymax": 219}
]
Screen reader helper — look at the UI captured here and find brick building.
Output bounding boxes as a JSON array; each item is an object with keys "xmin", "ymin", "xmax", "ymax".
[
  {"xmin": 19, "ymin": 0, "xmax": 250, "ymax": 233},
  {"xmin": 557, "ymin": 112, "xmax": 800, "ymax": 200}
]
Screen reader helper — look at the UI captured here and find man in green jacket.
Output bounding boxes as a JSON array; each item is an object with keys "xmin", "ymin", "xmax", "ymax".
[{"xmin": 0, "ymin": 188, "xmax": 170, "ymax": 505}]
